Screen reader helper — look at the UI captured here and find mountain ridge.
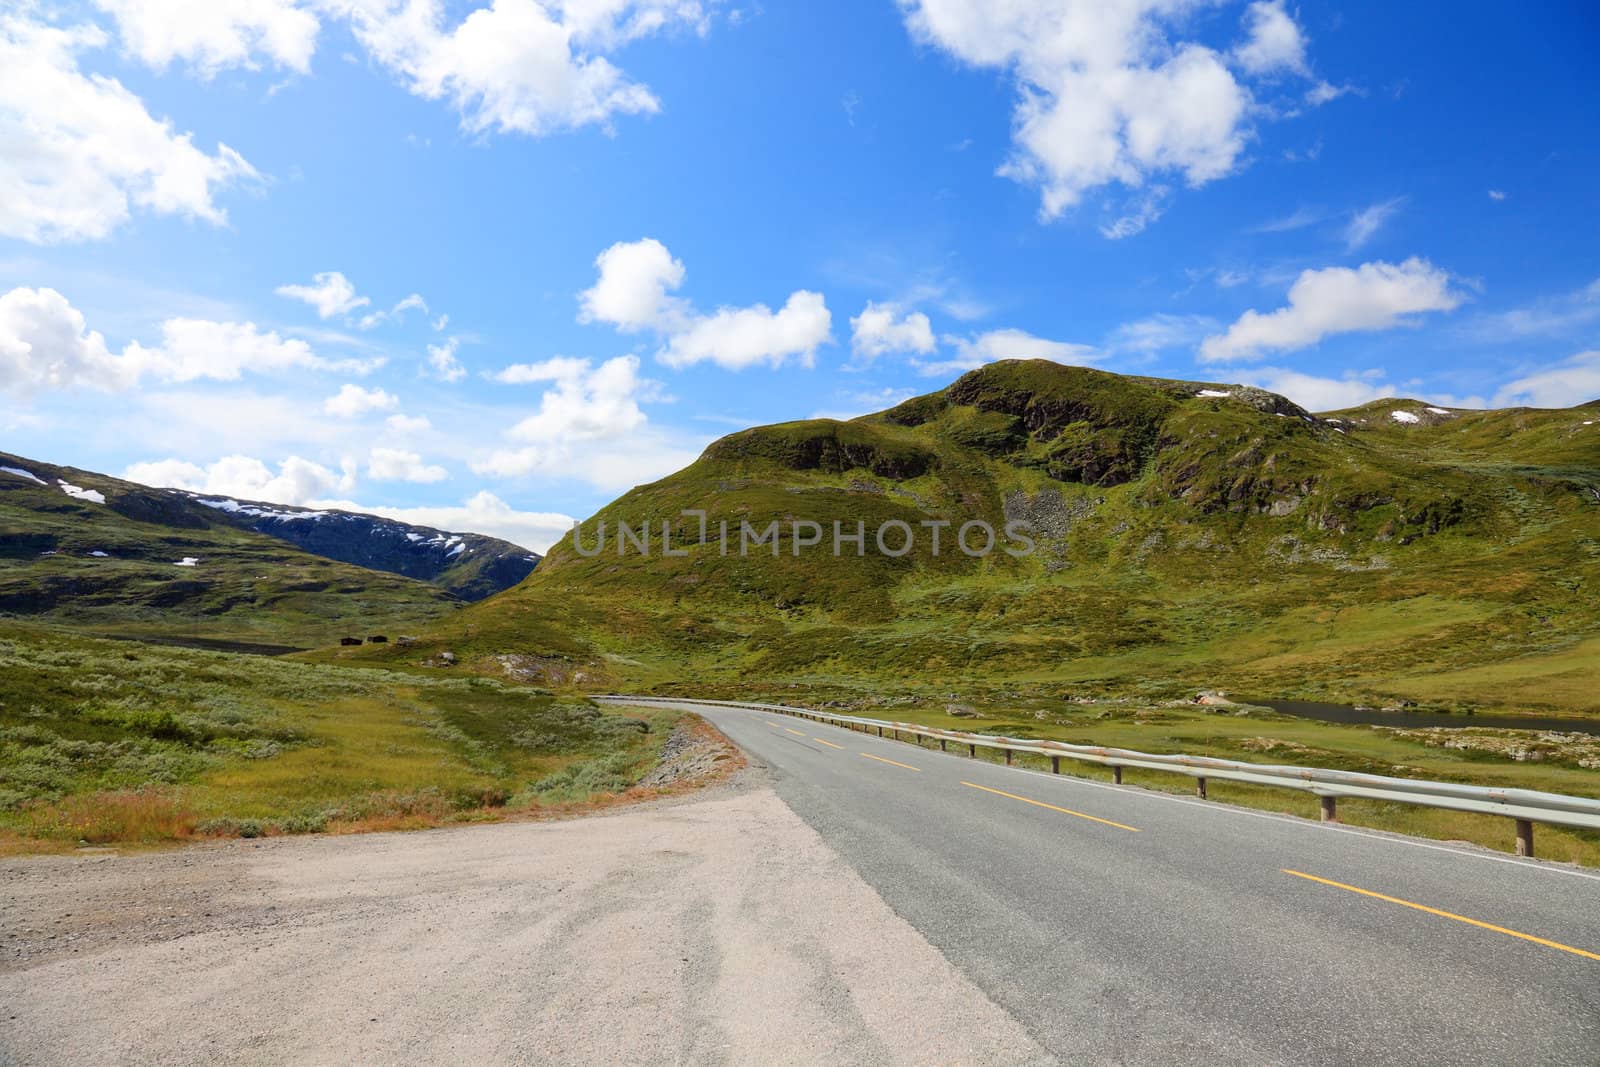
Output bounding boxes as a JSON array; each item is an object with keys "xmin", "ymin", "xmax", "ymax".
[{"xmin": 335, "ymin": 360, "xmax": 1600, "ymax": 719}]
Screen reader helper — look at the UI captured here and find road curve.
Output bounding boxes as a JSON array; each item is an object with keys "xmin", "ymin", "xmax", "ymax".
[{"xmin": 656, "ymin": 699, "xmax": 1600, "ymax": 1065}]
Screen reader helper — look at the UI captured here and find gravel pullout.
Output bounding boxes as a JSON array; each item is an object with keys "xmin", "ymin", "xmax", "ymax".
[{"xmin": 0, "ymin": 781, "xmax": 1051, "ymax": 1066}]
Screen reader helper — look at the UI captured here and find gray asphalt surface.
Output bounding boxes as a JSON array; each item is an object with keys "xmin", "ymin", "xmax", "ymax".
[{"xmin": 665, "ymin": 700, "xmax": 1600, "ymax": 1066}]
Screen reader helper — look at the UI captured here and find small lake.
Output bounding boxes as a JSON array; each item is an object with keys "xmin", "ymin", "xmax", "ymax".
[{"xmin": 1251, "ymin": 699, "xmax": 1600, "ymax": 737}]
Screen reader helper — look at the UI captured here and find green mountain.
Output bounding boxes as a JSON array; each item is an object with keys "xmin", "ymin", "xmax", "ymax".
[
  {"xmin": 333, "ymin": 361, "xmax": 1600, "ymax": 718},
  {"xmin": 0, "ymin": 450, "xmax": 537, "ymax": 647}
]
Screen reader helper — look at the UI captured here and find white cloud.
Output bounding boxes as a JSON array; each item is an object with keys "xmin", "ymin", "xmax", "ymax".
[
  {"xmin": 476, "ymin": 353, "xmax": 701, "ymax": 489},
  {"xmin": 850, "ymin": 302, "xmax": 937, "ymax": 359},
  {"xmin": 124, "ymin": 453, "xmax": 357, "ymax": 506},
  {"xmin": 1200, "ymin": 258, "xmax": 1464, "ymax": 362},
  {"xmin": 367, "ymin": 446, "xmax": 447, "ymax": 482},
  {"xmin": 276, "ymin": 271, "xmax": 370, "ymax": 319},
  {"xmin": 1, "ymin": 287, "xmax": 371, "ymax": 395},
  {"xmin": 323, "ymin": 383, "xmax": 399, "ymax": 417},
  {"xmin": 1344, "ymin": 197, "xmax": 1403, "ymax": 251},
  {"xmin": 1233, "ymin": 1, "xmax": 1308, "ymax": 76},
  {"xmin": 357, "ymin": 292, "xmax": 428, "ymax": 330},
  {"xmin": 1470, "ymin": 278, "xmax": 1600, "ymax": 341},
  {"xmin": 919, "ymin": 327, "xmax": 1096, "ymax": 376},
  {"xmin": 898, "ymin": 1, "xmax": 1315, "ymax": 224},
  {"xmin": 427, "ymin": 337, "xmax": 467, "ymax": 382},
  {"xmin": 93, "ymin": 0, "xmax": 320, "ymax": 77},
  {"xmin": 581, "ymin": 237, "xmax": 833, "ymax": 370},
  {"xmin": 579, "ymin": 237, "xmax": 686, "ymax": 330},
  {"xmin": 1493, "ymin": 351, "xmax": 1600, "ymax": 409},
  {"xmin": 661, "ymin": 291, "xmax": 832, "ymax": 370},
  {"xmin": 1305, "ymin": 80, "xmax": 1357, "ymax": 106},
  {"xmin": 0, "ymin": 15, "xmax": 260, "ymax": 244},
  {"xmin": 328, "ymin": 0, "xmax": 708, "ymax": 138},
  {"xmin": 1239, "ymin": 367, "xmax": 1397, "ymax": 412},
  {"xmin": 1108, "ymin": 313, "xmax": 1219, "ymax": 354},
  {"xmin": 1099, "ymin": 187, "xmax": 1169, "ymax": 239},
  {"xmin": 317, "ymin": 490, "xmax": 573, "ymax": 553},
  {"xmin": 1488, "ymin": 189, "xmax": 1508, "ymax": 202},
  {"xmin": 385, "ymin": 412, "xmax": 432, "ymax": 434}
]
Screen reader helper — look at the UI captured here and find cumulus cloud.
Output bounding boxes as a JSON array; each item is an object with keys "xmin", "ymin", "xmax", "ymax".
[
  {"xmin": 1493, "ymin": 351, "xmax": 1600, "ymax": 409},
  {"xmin": 0, "ymin": 287, "xmax": 375, "ymax": 395},
  {"xmin": 476, "ymin": 353, "xmax": 700, "ymax": 489},
  {"xmin": 367, "ymin": 446, "xmax": 447, "ymax": 482},
  {"xmin": 580, "ymin": 237, "xmax": 833, "ymax": 370},
  {"xmin": 1239, "ymin": 367, "xmax": 1397, "ymax": 412},
  {"xmin": 898, "ymin": 0, "xmax": 1316, "ymax": 225},
  {"xmin": 124, "ymin": 453, "xmax": 357, "ymax": 506},
  {"xmin": 850, "ymin": 302, "xmax": 937, "ymax": 359},
  {"xmin": 579, "ymin": 238, "xmax": 686, "ymax": 330},
  {"xmin": 327, "ymin": 0, "xmax": 709, "ymax": 138},
  {"xmin": 276, "ymin": 271, "xmax": 371, "ymax": 319},
  {"xmin": 1199, "ymin": 258, "xmax": 1464, "ymax": 362},
  {"xmin": 93, "ymin": 0, "xmax": 320, "ymax": 77},
  {"xmin": 660, "ymin": 292, "xmax": 831, "ymax": 370},
  {"xmin": 0, "ymin": 14, "xmax": 260, "ymax": 244},
  {"xmin": 1233, "ymin": 0, "xmax": 1308, "ymax": 76},
  {"xmin": 918, "ymin": 327, "xmax": 1097, "ymax": 376},
  {"xmin": 427, "ymin": 337, "xmax": 467, "ymax": 382},
  {"xmin": 323, "ymin": 383, "xmax": 399, "ymax": 417}
]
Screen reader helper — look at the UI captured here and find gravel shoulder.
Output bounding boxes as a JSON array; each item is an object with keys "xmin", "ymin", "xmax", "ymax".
[{"xmin": 0, "ymin": 774, "xmax": 1049, "ymax": 1066}]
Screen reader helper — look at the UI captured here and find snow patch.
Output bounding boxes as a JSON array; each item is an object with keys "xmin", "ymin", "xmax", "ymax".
[
  {"xmin": 196, "ymin": 497, "xmax": 326, "ymax": 521},
  {"xmin": 405, "ymin": 533, "xmax": 424, "ymax": 542},
  {"xmin": 1390, "ymin": 410, "xmax": 1420, "ymax": 424},
  {"xmin": 447, "ymin": 543, "xmax": 466, "ymax": 557},
  {"xmin": 89, "ymin": 550, "xmax": 109, "ymax": 557},
  {"xmin": 59, "ymin": 480, "xmax": 106, "ymax": 504},
  {"xmin": 1, "ymin": 465, "xmax": 44, "ymax": 484},
  {"xmin": 174, "ymin": 557, "xmax": 200, "ymax": 567},
  {"xmin": 1197, "ymin": 389, "xmax": 1231, "ymax": 398},
  {"xmin": 1425, "ymin": 407, "xmax": 1453, "ymax": 415}
]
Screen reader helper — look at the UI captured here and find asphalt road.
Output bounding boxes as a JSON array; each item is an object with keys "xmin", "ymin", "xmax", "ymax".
[{"xmin": 656, "ymin": 700, "xmax": 1600, "ymax": 1066}]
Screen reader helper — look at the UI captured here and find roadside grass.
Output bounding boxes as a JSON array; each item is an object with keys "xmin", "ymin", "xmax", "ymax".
[{"xmin": 0, "ymin": 623, "xmax": 699, "ymax": 852}]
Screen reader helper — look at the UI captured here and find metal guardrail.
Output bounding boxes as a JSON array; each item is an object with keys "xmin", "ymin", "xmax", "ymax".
[{"xmin": 597, "ymin": 694, "xmax": 1600, "ymax": 858}]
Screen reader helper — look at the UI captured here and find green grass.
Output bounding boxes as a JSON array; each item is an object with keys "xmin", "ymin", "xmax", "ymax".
[{"xmin": 0, "ymin": 622, "xmax": 683, "ymax": 850}]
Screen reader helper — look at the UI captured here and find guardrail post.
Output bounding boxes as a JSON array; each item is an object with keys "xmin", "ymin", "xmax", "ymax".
[
  {"xmin": 1516, "ymin": 819, "xmax": 1534, "ymax": 857},
  {"xmin": 940, "ymin": 739, "xmax": 946, "ymax": 751},
  {"xmin": 893, "ymin": 729, "xmax": 900, "ymax": 742},
  {"xmin": 968, "ymin": 743, "xmax": 977, "ymax": 758},
  {"xmin": 1051, "ymin": 756, "xmax": 1060, "ymax": 774},
  {"xmin": 1111, "ymin": 766, "xmax": 1122, "ymax": 785},
  {"xmin": 1005, "ymin": 750, "xmax": 1013, "ymax": 766},
  {"xmin": 1196, "ymin": 777, "xmax": 1207, "ymax": 799},
  {"xmin": 1320, "ymin": 796, "xmax": 1337, "ymax": 823}
]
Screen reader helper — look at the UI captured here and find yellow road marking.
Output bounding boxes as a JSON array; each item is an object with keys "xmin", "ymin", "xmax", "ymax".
[
  {"xmin": 960, "ymin": 781, "xmax": 1139, "ymax": 832},
  {"xmin": 812, "ymin": 737, "xmax": 844, "ymax": 749},
  {"xmin": 1282, "ymin": 869, "xmax": 1600, "ymax": 962},
  {"xmin": 785, "ymin": 727, "xmax": 806, "ymax": 737},
  {"xmin": 860, "ymin": 752, "xmax": 921, "ymax": 772}
]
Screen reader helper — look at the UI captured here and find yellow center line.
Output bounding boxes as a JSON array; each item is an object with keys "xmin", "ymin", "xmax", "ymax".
[
  {"xmin": 784, "ymin": 727, "xmax": 806, "ymax": 737},
  {"xmin": 1282, "ymin": 869, "xmax": 1600, "ymax": 962},
  {"xmin": 812, "ymin": 737, "xmax": 844, "ymax": 749},
  {"xmin": 860, "ymin": 752, "xmax": 921, "ymax": 772},
  {"xmin": 961, "ymin": 781, "xmax": 1140, "ymax": 832}
]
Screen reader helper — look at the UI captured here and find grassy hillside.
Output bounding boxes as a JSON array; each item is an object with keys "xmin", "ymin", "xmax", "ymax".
[
  {"xmin": 0, "ymin": 623, "xmax": 709, "ymax": 852},
  {"xmin": 334, "ymin": 360, "xmax": 1600, "ymax": 722},
  {"xmin": 1, "ymin": 452, "xmax": 471, "ymax": 646}
]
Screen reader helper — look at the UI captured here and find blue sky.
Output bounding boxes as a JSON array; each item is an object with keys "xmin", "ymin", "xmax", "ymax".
[{"xmin": 2, "ymin": 1, "xmax": 1597, "ymax": 550}]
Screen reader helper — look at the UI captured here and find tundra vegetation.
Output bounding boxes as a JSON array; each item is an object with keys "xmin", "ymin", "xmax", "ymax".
[{"xmin": 4, "ymin": 362, "xmax": 1598, "ymax": 859}]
